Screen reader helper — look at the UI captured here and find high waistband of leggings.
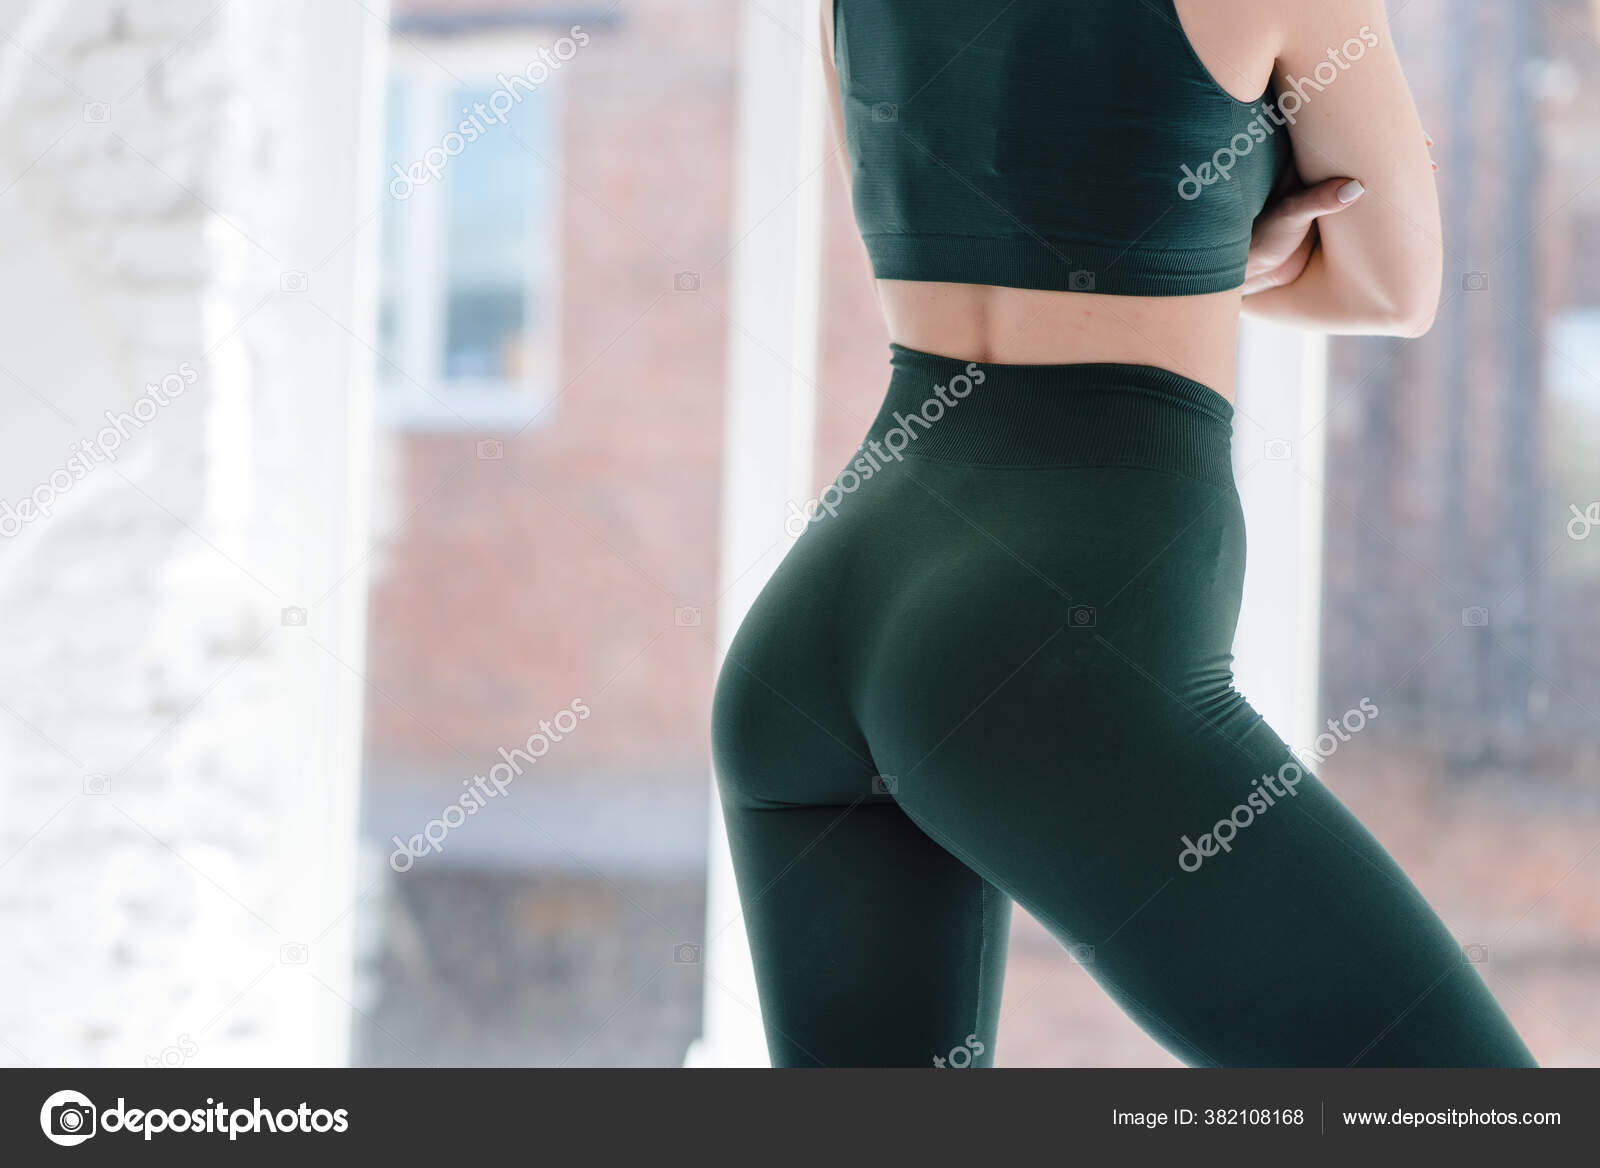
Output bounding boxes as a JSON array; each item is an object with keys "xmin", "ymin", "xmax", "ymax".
[{"xmin": 863, "ymin": 343, "xmax": 1236, "ymax": 486}]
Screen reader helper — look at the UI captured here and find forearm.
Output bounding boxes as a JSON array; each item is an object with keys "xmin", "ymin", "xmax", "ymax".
[
  {"xmin": 1242, "ymin": 243, "xmax": 1439, "ymax": 337},
  {"xmin": 1242, "ymin": 0, "xmax": 1441, "ymax": 338}
]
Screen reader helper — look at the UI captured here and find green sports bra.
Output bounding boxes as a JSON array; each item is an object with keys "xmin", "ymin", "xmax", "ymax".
[{"xmin": 832, "ymin": 0, "xmax": 1294, "ymax": 295}]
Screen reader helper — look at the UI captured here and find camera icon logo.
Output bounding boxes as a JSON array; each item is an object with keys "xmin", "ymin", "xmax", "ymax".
[
  {"xmin": 476, "ymin": 439, "xmax": 503, "ymax": 460},
  {"xmin": 1068, "ymin": 605, "xmax": 1096, "ymax": 628},
  {"xmin": 674, "ymin": 270, "xmax": 700, "ymax": 292},
  {"xmin": 1264, "ymin": 438, "xmax": 1293, "ymax": 461},
  {"xmin": 1066, "ymin": 943, "xmax": 1096, "ymax": 965},
  {"xmin": 281, "ymin": 606, "xmax": 307, "ymax": 627},
  {"xmin": 1462, "ymin": 943, "xmax": 1489, "ymax": 964},
  {"xmin": 674, "ymin": 942, "xmax": 701, "ymax": 964},
  {"xmin": 1461, "ymin": 606, "xmax": 1490, "ymax": 628},
  {"xmin": 1462, "ymin": 271, "xmax": 1489, "ymax": 292},
  {"xmin": 40, "ymin": 1090, "xmax": 97, "ymax": 1146},
  {"xmin": 279, "ymin": 270, "xmax": 308, "ymax": 293},
  {"xmin": 82, "ymin": 773, "xmax": 111, "ymax": 796},
  {"xmin": 279, "ymin": 942, "xmax": 309, "ymax": 964},
  {"xmin": 1068, "ymin": 269, "xmax": 1096, "ymax": 292},
  {"xmin": 674, "ymin": 605, "xmax": 702, "ymax": 627},
  {"xmin": 82, "ymin": 102, "xmax": 111, "ymax": 123},
  {"xmin": 870, "ymin": 773, "xmax": 899, "ymax": 796},
  {"xmin": 871, "ymin": 102, "xmax": 898, "ymax": 122}
]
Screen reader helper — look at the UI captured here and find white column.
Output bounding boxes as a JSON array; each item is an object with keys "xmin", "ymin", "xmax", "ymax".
[
  {"xmin": 0, "ymin": 0, "xmax": 384, "ymax": 1067},
  {"xmin": 685, "ymin": 0, "xmax": 824, "ymax": 1068},
  {"xmin": 1230, "ymin": 321, "xmax": 1329, "ymax": 749}
]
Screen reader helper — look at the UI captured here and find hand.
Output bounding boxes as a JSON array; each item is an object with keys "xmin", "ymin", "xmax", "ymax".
[
  {"xmin": 1242, "ymin": 131, "xmax": 1436, "ymax": 297},
  {"xmin": 1241, "ymin": 176, "xmax": 1364, "ymax": 296}
]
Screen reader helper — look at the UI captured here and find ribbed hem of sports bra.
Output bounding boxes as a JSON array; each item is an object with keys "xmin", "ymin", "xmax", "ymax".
[{"xmin": 862, "ymin": 232, "xmax": 1248, "ymax": 296}]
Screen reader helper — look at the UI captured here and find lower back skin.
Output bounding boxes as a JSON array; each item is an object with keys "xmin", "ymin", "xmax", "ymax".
[{"xmin": 876, "ymin": 281, "xmax": 1246, "ymax": 401}]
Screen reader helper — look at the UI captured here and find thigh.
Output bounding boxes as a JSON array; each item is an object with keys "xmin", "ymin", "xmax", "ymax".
[
  {"xmin": 712, "ymin": 547, "xmax": 1013, "ymax": 1069},
  {"xmin": 881, "ymin": 678, "xmax": 1535, "ymax": 1067},
  {"xmin": 720, "ymin": 796, "xmax": 1011, "ymax": 1068}
]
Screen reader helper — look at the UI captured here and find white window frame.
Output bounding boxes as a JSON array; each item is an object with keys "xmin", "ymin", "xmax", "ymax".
[{"xmin": 378, "ymin": 37, "xmax": 565, "ymax": 430}]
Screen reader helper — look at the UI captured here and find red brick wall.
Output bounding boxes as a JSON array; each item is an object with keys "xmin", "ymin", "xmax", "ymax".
[{"xmin": 366, "ymin": 1, "xmax": 738, "ymax": 779}]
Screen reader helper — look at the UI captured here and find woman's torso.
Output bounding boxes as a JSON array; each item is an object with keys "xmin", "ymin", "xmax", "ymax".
[{"xmin": 828, "ymin": 0, "xmax": 1285, "ymax": 397}]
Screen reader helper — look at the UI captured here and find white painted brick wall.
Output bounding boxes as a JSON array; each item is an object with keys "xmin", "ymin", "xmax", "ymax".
[{"xmin": 0, "ymin": 0, "xmax": 385, "ymax": 1067}]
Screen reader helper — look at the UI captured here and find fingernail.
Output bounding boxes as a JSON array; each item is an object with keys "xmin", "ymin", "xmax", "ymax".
[
  {"xmin": 1337, "ymin": 179, "xmax": 1365, "ymax": 203},
  {"xmin": 1424, "ymin": 130, "xmax": 1434, "ymax": 147}
]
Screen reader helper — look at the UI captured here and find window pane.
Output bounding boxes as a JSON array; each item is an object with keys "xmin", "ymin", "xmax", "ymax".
[
  {"xmin": 377, "ymin": 76, "xmax": 408, "ymax": 363},
  {"xmin": 440, "ymin": 84, "xmax": 548, "ymax": 384}
]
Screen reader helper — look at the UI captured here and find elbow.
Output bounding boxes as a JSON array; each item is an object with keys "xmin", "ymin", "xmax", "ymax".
[
  {"xmin": 1377, "ymin": 270, "xmax": 1441, "ymax": 338},
  {"xmin": 1338, "ymin": 242, "xmax": 1441, "ymax": 337},
  {"xmin": 1395, "ymin": 300, "xmax": 1437, "ymax": 338},
  {"xmin": 1398, "ymin": 251, "xmax": 1443, "ymax": 337},
  {"xmin": 1402, "ymin": 314, "xmax": 1436, "ymax": 339},
  {"xmin": 1351, "ymin": 293, "xmax": 1435, "ymax": 338}
]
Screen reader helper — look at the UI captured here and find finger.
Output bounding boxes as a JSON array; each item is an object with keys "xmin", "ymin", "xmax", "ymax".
[
  {"xmin": 1242, "ymin": 255, "xmax": 1300, "ymax": 296},
  {"xmin": 1244, "ymin": 230, "xmax": 1317, "ymax": 293},
  {"xmin": 1275, "ymin": 177, "xmax": 1364, "ymax": 227}
]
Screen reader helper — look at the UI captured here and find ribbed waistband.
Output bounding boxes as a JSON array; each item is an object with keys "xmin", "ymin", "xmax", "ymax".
[{"xmin": 864, "ymin": 343, "xmax": 1236, "ymax": 486}]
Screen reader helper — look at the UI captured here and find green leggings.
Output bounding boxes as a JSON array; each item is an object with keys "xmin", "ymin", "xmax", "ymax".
[{"xmin": 711, "ymin": 345, "xmax": 1535, "ymax": 1068}]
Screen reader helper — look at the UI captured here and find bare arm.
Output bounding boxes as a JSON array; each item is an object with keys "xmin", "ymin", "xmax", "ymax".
[
  {"xmin": 819, "ymin": 0, "xmax": 851, "ymax": 191},
  {"xmin": 1241, "ymin": 0, "xmax": 1442, "ymax": 336}
]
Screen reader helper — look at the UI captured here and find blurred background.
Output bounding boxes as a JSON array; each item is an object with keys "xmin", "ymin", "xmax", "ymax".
[{"xmin": 0, "ymin": 0, "xmax": 1596, "ymax": 1068}]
